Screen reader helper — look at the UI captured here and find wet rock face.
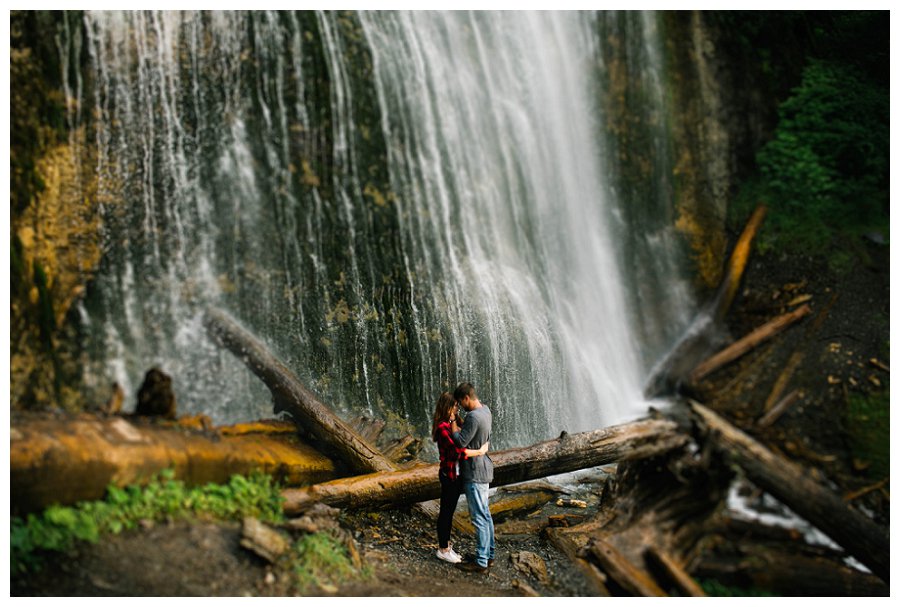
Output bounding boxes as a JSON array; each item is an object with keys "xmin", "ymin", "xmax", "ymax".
[{"xmin": 136, "ymin": 368, "xmax": 177, "ymax": 419}]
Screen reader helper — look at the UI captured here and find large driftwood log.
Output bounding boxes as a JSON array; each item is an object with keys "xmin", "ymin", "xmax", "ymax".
[
  {"xmin": 644, "ymin": 547, "xmax": 707, "ymax": 597},
  {"xmin": 10, "ymin": 415, "xmax": 337, "ymax": 514},
  {"xmin": 691, "ymin": 401, "xmax": 889, "ymax": 583},
  {"xmin": 689, "ymin": 304, "xmax": 811, "ymax": 382},
  {"xmin": 204, "ymin": 308, "xmax": 395, "ymax": 474},
  {"xmin": 588, "ymin": 538, "xmax": 666, "ymax": 596},
  {"xmin": 282, "ymin": 419, "xmax": 689, "ymax": 514}
]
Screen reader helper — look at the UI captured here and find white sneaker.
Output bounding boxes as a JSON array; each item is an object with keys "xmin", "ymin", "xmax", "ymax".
[
  {"xmin": 436, "ymin": 548, "xmax": 462, "ymax": 564},
  {"xmin": 447, "ymin": 548, "xmax": 463, "ymax": 563}
]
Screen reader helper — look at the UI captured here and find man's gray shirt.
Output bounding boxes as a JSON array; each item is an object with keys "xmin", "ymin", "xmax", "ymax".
[{"xmin": 452, "ymin": 405, "xmax": 494, "ymax": 483}]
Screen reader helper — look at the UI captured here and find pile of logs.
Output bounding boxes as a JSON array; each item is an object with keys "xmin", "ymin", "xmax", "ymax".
[{"xmin": 200, "ymin": 305, "xmax": 888, "ymax": 596}]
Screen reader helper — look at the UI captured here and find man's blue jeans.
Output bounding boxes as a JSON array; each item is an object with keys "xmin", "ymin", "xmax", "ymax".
[{"xmin": 464, "ymin": 481, "xmax": 495, "ymax": 568}]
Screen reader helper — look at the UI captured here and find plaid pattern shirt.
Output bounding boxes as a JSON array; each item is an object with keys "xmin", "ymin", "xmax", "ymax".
[{"xmin": 436, "ymin": 420, "xmax": 467, "ymax": 480}]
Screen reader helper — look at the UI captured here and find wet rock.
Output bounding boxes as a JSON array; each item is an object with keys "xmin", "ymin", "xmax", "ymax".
[
  {"xmin": 136, "ymin": 368, "xmax": 177, "ymax": 419},
  {"xmin": 240, "ymin": 517, "xmax": 290, "ymax": 563},
  {"xmin": 510, "ymin": 551, "xmax": 551, "ymax": 586}
]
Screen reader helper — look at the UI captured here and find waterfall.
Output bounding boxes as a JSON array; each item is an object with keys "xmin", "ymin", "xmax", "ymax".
[{"xmin": 71, "ymin": 11, "xmax": 694, "ymax": 446}]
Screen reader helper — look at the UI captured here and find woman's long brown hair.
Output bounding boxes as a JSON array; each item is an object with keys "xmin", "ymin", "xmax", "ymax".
[{"xmin": 431, "ymin": 391, "xmax": 457, "ymax": 442}]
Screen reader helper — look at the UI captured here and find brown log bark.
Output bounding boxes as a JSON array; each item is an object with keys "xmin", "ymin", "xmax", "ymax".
[
  {"xmin": 10, "ymin": 413, "xmax": 337, "ymax": 514},
  {"xmin": 282, "ymin": 418, "xmax": 688, "ymax": 514},
  {"xmin": 756, "ymin": 389, "xmax": 802, "ymax": 428},
  {"xmin": 349, "ymin": 416, "xmax": 386, "ymax": 446},
  {"xmin": 203, "ymin": 308, "xmax": 396, "ymax": 475},
  {"xmin": 712, "ymin": 204, "xmax": 768, "ymax": 322},
  {"xmin": 690, "ymin": 304, "xmax": 811, "ymax": 382},
  {"xmin": 381, "ymin": 435, "xmax": 421, "ymax": 463},
  {"xmin": 644, "ymin": 547, "xmax": 706, "ymax": 597},
  {"xmin": 588, "ymin": 538, "xmax": 667, "ymax": 597},
  {"xmin": 691, "ymin": 401, "xmax": 889, "ymax": 583},
  {"xmin": 488, "ymin": 490, "xmax": 557, "ymax": 523}
]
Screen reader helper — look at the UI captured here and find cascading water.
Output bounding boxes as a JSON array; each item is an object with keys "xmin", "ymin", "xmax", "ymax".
[{"xmin": 69, "ymin": 11, "xmax": 695, "ymax": 447}]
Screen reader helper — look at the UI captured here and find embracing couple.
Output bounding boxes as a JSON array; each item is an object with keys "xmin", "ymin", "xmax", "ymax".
[{"xmin": 430, "ymin": 382, "xmax": 495, "ymax": 573}]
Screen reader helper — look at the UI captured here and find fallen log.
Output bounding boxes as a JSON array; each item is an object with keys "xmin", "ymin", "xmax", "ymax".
[
  {"xmin": 644, "ymin": 204, "xmax": 767, "ymax": 397},
  {"xmin": 10, "ymin": 413, "xmax": 337, "ymax": 514},
  {"xmin": 691, "ymin": 401, "xmax": 889, "ymax": 583},
  {"xmin": 588, "ymin": 538, "xmax": 666, "ymax": 596},
  {"xmin": 712, "ymin": 204, "xmax": 768, "ymax": 323},
  {"xmin": 644, "ymin": 547, "xmax": 706, "ymax": 597},
  {"xmin": 203, "ymin": 308, "xmax": 395, "ymax": 475},
  {"xmin": 690, "ymin": 304, "xmax": 811, "ymax": 383},
  {"xmin": 281, "ymin": 418, "xmax": 689, "ymax": 514},
  {"xmin": 548, "ymin": 439, "xmax": 734, "ymax": 595},
  {"xmin": 756, "ymin": 389, "xmax": 802, "ymax": 428}
]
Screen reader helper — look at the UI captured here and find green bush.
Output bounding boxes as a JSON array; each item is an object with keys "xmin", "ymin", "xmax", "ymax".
[
  {"xmin": 292, "ymin": 532, "xmax": 364, "ymax": 592},
  {"xmin": 734, "ymin": 58, "xmax": 888, "ymax": 264},
  {"xmin": 11, "ymin": 469, "xmax": 284, "ymax": 574}
]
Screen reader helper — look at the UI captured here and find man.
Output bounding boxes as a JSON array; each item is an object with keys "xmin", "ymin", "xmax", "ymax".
[{"xmin": 451, "ymin": 382, "xmax": 495, "ymax": 573}]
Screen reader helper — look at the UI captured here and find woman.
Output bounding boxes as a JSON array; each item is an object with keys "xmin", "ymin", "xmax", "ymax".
[{"xmin": 432, "ymin": 391, "xmax": 488, "ymax": 564}]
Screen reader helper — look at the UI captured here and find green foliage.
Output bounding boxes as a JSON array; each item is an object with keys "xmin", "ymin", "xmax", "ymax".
[
  {"xmin": 731, "ymin": 15, "xmax": 889, "ymax": 270},
  {"xmin": 845, "ymin": 389, "xmax": 890, "ymax": 480},
  {"xmin": 700, "ymin": 579, "xmax": 775, "ymax": 597},
  {"xmin": 292, "ymin": 532, "xmax": 364, "ymax": 592},
  {"xmin": 11, "ymin": 469, "xmax": 284, "ymax": 575}
]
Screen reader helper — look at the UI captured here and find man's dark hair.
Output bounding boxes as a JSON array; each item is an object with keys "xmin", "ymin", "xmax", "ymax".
[{"xmin": 453, "ymin": 382, "xmax": 477, "ymax": 402}]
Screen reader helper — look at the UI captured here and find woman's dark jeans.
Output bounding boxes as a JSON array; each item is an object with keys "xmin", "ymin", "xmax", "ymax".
[{"xmin": 437, "ymin": 471, "xmax": 463, "ymax": 549}]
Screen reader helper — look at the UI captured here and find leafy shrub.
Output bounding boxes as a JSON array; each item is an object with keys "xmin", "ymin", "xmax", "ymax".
[
  {"xmin": 11, "ymin": 469, "xmax": 284, "ymax": 574},
  {"xmin": 733, "ymin": 59, "xmax": 888, "ymax": 263},
  {"xmin": 292, "ymin": 532, "xmax": 364, "ymax": 592}
]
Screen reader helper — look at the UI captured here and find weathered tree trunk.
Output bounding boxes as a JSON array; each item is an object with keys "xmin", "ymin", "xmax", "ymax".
[
  {"xmin": 588, "ymin": 539, "xmax": 666, "ymax": 597},
  {"xmin": 547, "ymin": 436, "xmax": 733, "ymax": 595},
  {"xmin": 10, "ymin": 414, "xmax": 337, "ymax": 514},
  {"xmin": 755, "ymin": 389, "xmax": 802, "ymax": 428},
  {"xmin": 711, "ymin": 204, "xmax": 768, "ymax": 322},
  {"xmin": 690, "ymin": 303, "xmax": 811, "ymax": 382},
  {"xmin": 203, "ymin": 308, "xmax": 395, "ymax": 474},
  {"xmin": 691, "ymin": 401, "xmax": 889, "ymax": 583},
  {"xmin": 644, "ymin": 547, "xmax": 707, "ymax": 597},
  {"xmin": 282, "ymin": 419, "xmax": 689, "ymax": 514}
]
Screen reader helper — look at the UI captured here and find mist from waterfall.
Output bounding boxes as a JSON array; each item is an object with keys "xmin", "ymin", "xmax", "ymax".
[{"xmin": 71, "ymin": 11, "xmax": 695, "ymax": 447}]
